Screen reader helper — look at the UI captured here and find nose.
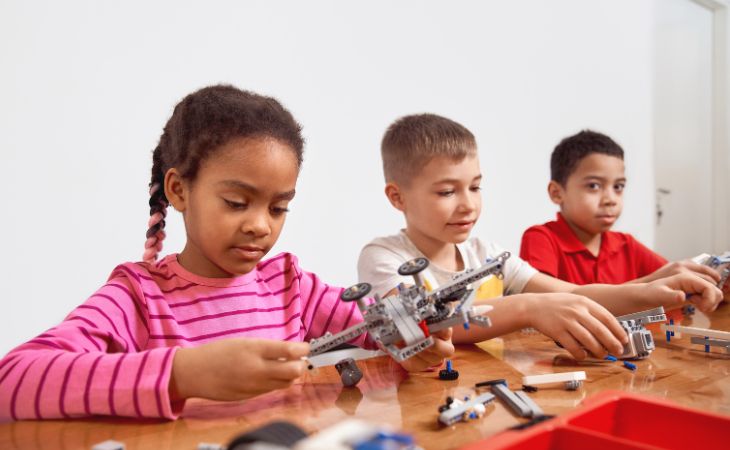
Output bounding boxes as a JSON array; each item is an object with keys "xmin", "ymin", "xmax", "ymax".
[
  {"xmin": 242, "ymin": 208, "xmax": 271, "ymax": 237},
  {"xmin": 602, "ymin": 187, "xmax": 618, "ymax": 206},
  {"xmin": 458, "ymin": 190, "xmax": 477, "ymax": 212}
]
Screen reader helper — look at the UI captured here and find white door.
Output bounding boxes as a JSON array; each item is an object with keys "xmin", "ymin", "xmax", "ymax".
[{"xmin": 653, "ymin": 0, "xmax": 714, "ymax": 261}]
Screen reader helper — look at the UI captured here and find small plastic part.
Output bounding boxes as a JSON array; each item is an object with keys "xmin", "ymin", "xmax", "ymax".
[
  {"xmin": 227, "ymin": 421, "xmax": 307, "ymax": 450},
  {"xmin": 197, "ymin": 444, "xmax": 224, "ymax": 450},
  {"xmin": 335, "ymin": 358, "xmax": 363, "ymax": 387},
  {"xmin": 521, "ymin": 371, "xmax": 586, "ymax": 389},
  {"xmin": 623, "ymin": 361, "xmax": 637, "ymax": 371},
  {"xmin": 604, "ymin": 355, "xmax": 618, "ymax": 362},
  {"xmin": 439, "ymin": 359, "xmax": 459, "ymax": 380},
  {"xmin": 522, "ymin": 385, "xmax": 538, "ymax": 393},
  {"xmin": 91, "ymin": 441, "xmax": 125, "ymax": 450}
]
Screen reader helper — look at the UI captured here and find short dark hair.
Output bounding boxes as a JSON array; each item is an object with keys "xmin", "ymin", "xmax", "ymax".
[
  {"xmin": 550, "ymin": 130, "xmax": 624, "ymax": 185},
  {"xmin": 381, "ymin": 113, "xmax": 476, "ymax": 185}
]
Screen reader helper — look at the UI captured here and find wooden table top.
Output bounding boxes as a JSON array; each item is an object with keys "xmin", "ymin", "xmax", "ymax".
[{"xmin": 2, "ymin": 303, "xmax": 729, "ymax": 450}]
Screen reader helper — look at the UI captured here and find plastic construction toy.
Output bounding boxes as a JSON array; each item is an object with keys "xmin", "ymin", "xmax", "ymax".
[
  {"xmin": 438, "ymin": 393, "xmax": 496, "ymax": 426},
  {"xmin": 614, "ymin": 306, "xmax": 667, "ymax": 360},
  {"xmin": 307, "ymin": 253, "xmax": 509, "ymax": 385},
  {"xmin": 693, "ymin": 251, "xmax": 730, "ymax": 290},
  {"xmin": 661, "ymin": 319, "xmax": 730, "ymax": 354},
  {"xmin": 335, "ymin": 358, "xmax": 363, "ymax": 387},
  {"xmin": 226, "ymin": 419, "xmax": 419, "ymax": 450},
  {"xmin": 439, "ymin": 360, "xmax": 459, "ymax": 380},
  {"xmin": 475, "ymin": 380, "xmax": 543, "ymax": 418},
  {"xmin": 521, "ymin": 371, "xmax": 586, "ymax": 391},
  {"xmin": 91, "ymin": 441, "xmax": 125, "ymax": 450}
]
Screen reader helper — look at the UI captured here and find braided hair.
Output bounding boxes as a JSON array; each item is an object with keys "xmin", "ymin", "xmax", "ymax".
[{"xmin": 143, "ymin": 85, "xmax": 305, "ymax": 264}]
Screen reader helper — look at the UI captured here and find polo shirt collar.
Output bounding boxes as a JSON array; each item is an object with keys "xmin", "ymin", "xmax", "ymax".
[{"xmin": 553, "ymin": 213, "xmax": 624, "ymax": 256}]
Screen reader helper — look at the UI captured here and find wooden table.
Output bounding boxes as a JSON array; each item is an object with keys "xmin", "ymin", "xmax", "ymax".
[{"xmin": 1, "ymin": 303, "xmax": 729, "ymax": 450}]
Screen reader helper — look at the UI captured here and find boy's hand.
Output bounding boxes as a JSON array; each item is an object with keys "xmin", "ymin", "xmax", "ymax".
[
  {"xmin": 644, "ymin": 273, "xmax": 723, "ymax": 312},
  {"xmin": 170, "ymin": 338, "xmax": 309, "ymax": 402},
  {"xmin": 525, "ymin": 293, "xmax": 627, "ymax": 360},
  {"xmin": 646, "ymin": 260, "xmax": 721, "ymax": 285},
  {"xmin": 398, "ymin": 328, "xmax": 455, "ymax": 372}
]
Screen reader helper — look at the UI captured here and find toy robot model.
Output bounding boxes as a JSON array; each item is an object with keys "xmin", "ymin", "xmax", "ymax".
[{"xmin": 307, "ymin": 253, "xmax": 510, "ymax": 383}]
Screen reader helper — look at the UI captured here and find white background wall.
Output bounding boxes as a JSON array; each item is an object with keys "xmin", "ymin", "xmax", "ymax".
[{"xmin": 0, "ymin": 0, "xmax": 657, "ymax": 355}]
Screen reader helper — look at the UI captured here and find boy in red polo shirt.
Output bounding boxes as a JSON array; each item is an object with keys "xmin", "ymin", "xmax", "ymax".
[{"xmin": 520, "ymin": 130, "xmax": 723, "ymax": 289}]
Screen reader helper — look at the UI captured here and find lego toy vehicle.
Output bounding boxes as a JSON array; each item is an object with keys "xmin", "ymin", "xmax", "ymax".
[
  {"xmin": 307, "ymin": 253, "xmax": 510, "ymax": 384},
  {"xmin": 614, "ymin": 306, "xmax": 667, "ymax": 359}
]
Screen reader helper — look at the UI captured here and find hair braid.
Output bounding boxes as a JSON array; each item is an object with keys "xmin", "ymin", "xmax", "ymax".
[{"xmin": 143, "ymin": 146, "xmax": 169, "ymax": 264}]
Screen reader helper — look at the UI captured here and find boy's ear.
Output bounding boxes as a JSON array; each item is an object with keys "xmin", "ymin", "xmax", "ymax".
[
  {"xmin": 164, "ymin": 168, "xmax": 187, "ymax": 212},
  {"xmin": 547, "ymin": 180, "xmax": 564, "ymax": 206},
  {"xmin": 384, "ymin": 182, "xmax": 406, "ymax": 212}
]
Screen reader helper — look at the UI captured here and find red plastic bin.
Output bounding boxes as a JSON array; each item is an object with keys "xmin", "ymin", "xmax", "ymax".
[{"xmin": 461, "ymin": 390, "xmax": 730, "ymax": 450}]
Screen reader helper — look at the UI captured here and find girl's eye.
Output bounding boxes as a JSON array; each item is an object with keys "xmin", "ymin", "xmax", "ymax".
[
  {"xmin": 224, "ymin": 199, "xmax": 247, "ymax": 210},
  {"xmin": 271, "ymin": 206, "xmax": 290, "ymax": 216},
  {"xmin": 437, "ymin": 191, "xmax": 455, "ymax": 197},
  {"xmin": 587, "ymin": 183, "xmax": 600, "ymax": 190},
  {"xmin": 470, "ymin": 186, "xmax": 482, "ymax": 192},
  {"xmin": 615, "ymin": 183, "xmax": 625, "ymax": 192}
]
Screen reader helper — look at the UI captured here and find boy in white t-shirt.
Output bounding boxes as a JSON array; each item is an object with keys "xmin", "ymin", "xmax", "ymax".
[{"xmin": 358, "ymin": 113, "xmax": 722, "ymax": 360}]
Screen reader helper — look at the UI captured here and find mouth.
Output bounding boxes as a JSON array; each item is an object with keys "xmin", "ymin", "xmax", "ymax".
[
  {"xmin": 596, "ymin": 215, "xmax": 617, "ymax": 223},
  {"xmin": 232, "ymin": 245, "xmax": 266, "ymax": 260},
  {"xmin": 446, "ymin": 220, "xmax": 476, "ymax": 230}
]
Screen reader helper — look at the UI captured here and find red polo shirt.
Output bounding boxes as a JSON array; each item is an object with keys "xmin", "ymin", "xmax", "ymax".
[{"xmin": 520, "ymin": 213, "xmax": 667, "ymax": 285}]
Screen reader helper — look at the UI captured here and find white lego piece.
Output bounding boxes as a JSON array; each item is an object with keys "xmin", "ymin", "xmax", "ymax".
[
  {"xmin": 522, "ymin": 371, "xmax": 586, "ymax": 387},
  {"xmin": 197, "ymin": 444, "xmax": 224, "ymax": 450},
  {"xmin": 91, "ymin": 440, "xmax": 125, "ymax": 450},
  {"xmin": 472, "ymin": 305, "xmax": 494, "ymax": 316},
  {"xmin": 306, "ymin": 348, "xmax": 386, "ymax": 368},
  {"xmin": 661, "ymin": 324, "xmax": 730, "ymax": 341}
]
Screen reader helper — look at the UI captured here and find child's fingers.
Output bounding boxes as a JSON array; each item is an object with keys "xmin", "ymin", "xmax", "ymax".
[
  {"xmin": 587, "ymin": 305, "xmax": 629, "ymax": 346},
  {"xmin": 433, "ymin": 327, "xmax": 453, "ymax": 341},
  {"xmin": 685, "ymin": 262, "xmax": 721, "ymax": 283},
  {"xmin": 428, "ymin": 336, "xmax": 455, "ymax": 359},
  {"xmin": 579, "ymin": 315, "xmax": 624, "ymax": 356},
  {"xmin": 258, "ymin": 340, "xmax": 310, "ymax": 360},
  {"xmin": 266, "ymin": 359, "xmax": 308, "ymax": 381},
  {"xmin": 568, "ymin": 322, "xmax": 607, "ymax": 358},
  {"xmin": 555, "ymin": 332, "xmax": 587, "ymax": 361},
  {"xmin": 688, "ymin": 285, "xmax": 723, "ymax": 313}
]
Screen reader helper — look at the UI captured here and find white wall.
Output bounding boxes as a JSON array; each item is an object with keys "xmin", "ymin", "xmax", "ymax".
[{"xmin": 0, "ymin": 0, "xmax": 656, "ymax": 355}]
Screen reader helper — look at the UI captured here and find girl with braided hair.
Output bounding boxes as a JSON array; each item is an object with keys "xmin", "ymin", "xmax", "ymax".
[{"xmin": 0, "ymin": 85, "xmax": 453, "ymax": 421}]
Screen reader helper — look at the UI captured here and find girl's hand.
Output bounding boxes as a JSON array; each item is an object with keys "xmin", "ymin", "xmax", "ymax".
[
  {"xmin": 398, "ymin": 328, "xmax": 455, "ymax": 372},
  {"xmin": 644, "ymin": 273, "xmax": 723, "ymax": 312},
  {"xmin": 525, "ymin": 293, "xmax": 627, "ymax": 360},
  {"xmin": 170, "ymin": 338, "xmax": 309, "ymax": 402}
]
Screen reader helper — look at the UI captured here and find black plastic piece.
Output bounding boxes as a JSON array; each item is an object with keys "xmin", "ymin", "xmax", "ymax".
[
  {"xmin": 227, "ymin": 421, "xmax": 307, "ymax": 449},
  {"xmin": 340, "ymin": 283, "xmax": 372, "ymax": 302},
  {"xmin": 397, "ymin": 257, "xmax": 429, "ymax": 276}
]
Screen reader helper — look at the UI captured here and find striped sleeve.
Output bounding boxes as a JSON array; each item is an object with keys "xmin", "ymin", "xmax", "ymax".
[
  {"xmin": 0, "ymin": 272, "xmax": 182, "ymax": 420},
  {"xmin": 295, "ymin": 262, "xmax": 375, "ymax": 350}
]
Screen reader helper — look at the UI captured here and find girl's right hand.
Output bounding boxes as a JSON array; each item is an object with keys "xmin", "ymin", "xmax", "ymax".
[
  {"xmin": 170, "ymin": 338, "xmax": 310, "ymax": 402},
  {"xmin": 523, "ymin": 293, "xmax": 628, "ymax": 360}
]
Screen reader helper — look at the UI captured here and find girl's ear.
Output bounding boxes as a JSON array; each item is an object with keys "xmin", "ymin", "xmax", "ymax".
[
  {"xmin": 385, "ymin": 182, "xmax": 406, "ymax": 212},
  {"xmin": 164, "ymin": 168, "xmax": 187, "ymax": 212},
  {"xmin": 547, "ymin": 180, "xmax": 564, "ymax": 206}
]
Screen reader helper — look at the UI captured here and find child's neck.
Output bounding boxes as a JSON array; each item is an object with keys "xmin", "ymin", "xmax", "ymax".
[
  {"xmin": 404, "ymin": 228, "xmax": 464, "ymax": 272},
  {"xmin": 562, "ymin": 215, "xmax": 602, "ymax": 257}
]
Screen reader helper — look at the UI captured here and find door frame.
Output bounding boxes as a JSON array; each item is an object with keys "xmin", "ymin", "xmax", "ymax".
[{"xmin": 690, "ymin": 0, "xmax": 729, "ymax": 252}]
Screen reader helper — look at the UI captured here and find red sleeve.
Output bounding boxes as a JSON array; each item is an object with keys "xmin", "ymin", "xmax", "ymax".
[
  {"xmin": 626, "ymin": 235, "xmax": 668, "ymax": 278},
  {"xmin": 520, "ymin": 227, "xmax": 559, "ymax": 278}
]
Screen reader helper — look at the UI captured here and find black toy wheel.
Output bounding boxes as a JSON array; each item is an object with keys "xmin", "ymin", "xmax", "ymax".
[
  {"xmin": 341, "ymin": 282, "xmax": 372, "ymax": 302},
  {"xmin": 398, "ymin": 257, "xmax": 429, "ymax": 276}
]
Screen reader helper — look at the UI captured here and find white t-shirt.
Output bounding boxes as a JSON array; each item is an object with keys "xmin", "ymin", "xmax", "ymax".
[{"xmin": 358, "ymin": 230, "xmax": 537, "ymax": 298}]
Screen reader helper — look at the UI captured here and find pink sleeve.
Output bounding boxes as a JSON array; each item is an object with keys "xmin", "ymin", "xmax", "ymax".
[
  {"xmin": 295, "ymin": 263, "xmax": 375, "ymax": 350},
  {"xmin": 0, "ymin": 272, "xmax": 182, "ymax": 420}
]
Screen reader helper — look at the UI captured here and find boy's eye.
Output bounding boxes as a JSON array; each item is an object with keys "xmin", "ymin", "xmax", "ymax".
[
  {"xmin": 470, "ymin": 186, "xmax": 482, "ymax": 192},
  {"xmin": 437, "ymin": 190, "xmax": 455, "ymax": 197},
  {"xmin": 614, "ymin": 183, "xmax": 625, "ymax": 193},
  {"xmin": 587, "ymin": 183, "xmax": 600, "ymax": 190},
  {"xmin": 224, "ymin": 199, "xmax": 248, "ymax": 210}
]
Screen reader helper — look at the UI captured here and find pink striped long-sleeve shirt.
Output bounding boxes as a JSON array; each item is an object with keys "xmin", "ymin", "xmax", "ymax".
[{"xmin": 0, "ymin": 252, "xmax": 371, "ymax": 421}]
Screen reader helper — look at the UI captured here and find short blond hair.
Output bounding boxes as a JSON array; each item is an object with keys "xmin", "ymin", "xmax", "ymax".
[{"xmin": 381, "ymin": 113, "xmax": 477, "ymax": 185}]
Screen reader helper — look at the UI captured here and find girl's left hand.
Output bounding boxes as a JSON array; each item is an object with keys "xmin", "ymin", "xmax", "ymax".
[{"xmin": 398, "ymin": 328, "xmax": 455, "ymax": 372}]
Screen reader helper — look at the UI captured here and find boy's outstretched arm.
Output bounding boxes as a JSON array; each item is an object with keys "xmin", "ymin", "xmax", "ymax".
[
  {"xmin": 523, "ymin": 271, "xmax": 723, "ymax": 316},
  {"xmin": 629, "ymin": 259, "xmax": 721, "ymax": 285},
  {"xmin": 452, "ymin": 293, "xmax": 627, "ymax": 360}
]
